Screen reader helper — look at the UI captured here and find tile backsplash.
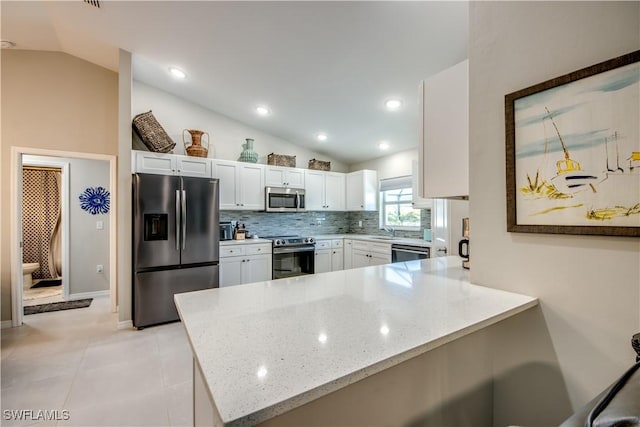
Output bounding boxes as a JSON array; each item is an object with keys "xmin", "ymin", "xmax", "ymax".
[{"xmin": 220, "ymin": 209, "xmax": 431, "ymax": 239}]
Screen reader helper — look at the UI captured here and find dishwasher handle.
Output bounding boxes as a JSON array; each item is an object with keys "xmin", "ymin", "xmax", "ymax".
[{"xmin": 391, "ymin": 244, "xmax": 430, "ymax": 254}]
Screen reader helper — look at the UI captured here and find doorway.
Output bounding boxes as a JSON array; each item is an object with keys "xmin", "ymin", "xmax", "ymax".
[
  {"xmin": 21, "ymin": 158, "xmax": 69, "ymax": 308},
  {"xmin": 10, "ymin": 147, "xmax": 117, "ymax": 327}
]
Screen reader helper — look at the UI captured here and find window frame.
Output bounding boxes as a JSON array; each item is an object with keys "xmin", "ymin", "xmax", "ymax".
[{"xmin": 379, "ymin": 181, "xmax": 421, "ymax": 231}]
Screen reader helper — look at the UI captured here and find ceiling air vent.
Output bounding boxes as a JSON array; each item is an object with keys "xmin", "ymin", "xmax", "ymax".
[{"xmin": 83, "ymin": 0, "xmax": 101, "ymax": 8}]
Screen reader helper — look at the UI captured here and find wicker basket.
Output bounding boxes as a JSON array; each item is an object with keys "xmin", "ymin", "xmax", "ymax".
[
  {"xmin": 308, "ymin": 158, "xmax": 331, "ymax": 171},
  {"xmin": 268, "ymin": 153, "xmax": 296, "ymax": 167},
  {"xmin": 132, "ymin": 111, "xmax": 176, "ymax": 153}
]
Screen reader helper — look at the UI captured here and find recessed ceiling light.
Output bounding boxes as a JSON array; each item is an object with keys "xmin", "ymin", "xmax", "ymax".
[
  {"xmin": 385, "ymin": 99, "xmax": 403, "ymax": 111},
  {"xmin": 169, "ymin": 67, "xmax": 186, "ymax": 79},
  {"xmin": 316, "ymin": 133, "xmax": 328, "ymax": 142},
  {"xmin": 1, "ymin": 40, "xmax": 16, "ymax": 49},
  {"xmin": 379, "ymin": 141, "xmax": 390, "ymax": 150},
  {"xmin": 255, "ymin": 106, "xmax": 271, "ymax": 116}
]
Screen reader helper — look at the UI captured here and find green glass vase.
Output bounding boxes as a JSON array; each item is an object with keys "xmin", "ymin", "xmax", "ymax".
[{"xmin": 238, "ymin": 138, "xmax": 258, "ymax": 163}]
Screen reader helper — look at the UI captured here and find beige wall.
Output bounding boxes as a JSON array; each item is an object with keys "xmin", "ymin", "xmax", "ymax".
[
  {"xmin": 1, "ymin": 50, "xmax": 118, "ymax": 321},
  {"xmin": 469, "ymin": 1, "xmax": 640, "ymax": 424}
]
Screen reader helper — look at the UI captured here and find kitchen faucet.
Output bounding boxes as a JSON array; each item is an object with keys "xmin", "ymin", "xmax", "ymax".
[{"xmin": 383, "ymin": 227, "xmax": 396, "ymax": 237}]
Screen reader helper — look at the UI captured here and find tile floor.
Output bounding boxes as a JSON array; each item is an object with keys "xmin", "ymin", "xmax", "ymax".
[{"xmin": 1, "ymin": 296, "xmax": 193, "ymax": 427}]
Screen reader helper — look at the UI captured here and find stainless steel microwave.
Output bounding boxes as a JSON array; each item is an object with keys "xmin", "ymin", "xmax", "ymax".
[{"xmin": 265, "ymin": 187, "xmax": 305, "ymax": 212}]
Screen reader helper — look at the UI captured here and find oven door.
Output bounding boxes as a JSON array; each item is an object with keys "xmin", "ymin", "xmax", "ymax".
[
  {"xmin": 391, "ymin": 244, "xmax": 430, "ymax": 263},
  {"xmin": 266, "ymin": 187, "xmax": 305, "ymax": 212},
  {"xmin": 272, "ymin": 245, "xmax": 315, "ymax": 279}
]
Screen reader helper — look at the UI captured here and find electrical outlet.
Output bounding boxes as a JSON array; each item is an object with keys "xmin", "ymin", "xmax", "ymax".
[
  {"xmin": 96, "ymin": 264, "xmax": 104, "ymax": 273},
  {"xmin": 358, "ymin": 220, "xmax": 363, "ymax": 227}
]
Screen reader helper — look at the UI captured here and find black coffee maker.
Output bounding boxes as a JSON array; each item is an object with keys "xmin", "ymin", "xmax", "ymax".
[{"xmin": 458, "ymin": 218, "xmax": 470, "ymax": 269}]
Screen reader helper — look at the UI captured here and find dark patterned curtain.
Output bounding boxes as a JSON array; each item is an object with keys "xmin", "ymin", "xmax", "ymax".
[{"xmin": 22, "ymin": 168, "xmax": 62, "ymax": 280}]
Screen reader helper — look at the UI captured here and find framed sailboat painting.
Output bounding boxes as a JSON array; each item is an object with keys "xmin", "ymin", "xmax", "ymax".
[{"xmin": 506, "ymin": 50, "xmax": 640, "ymax": 237}]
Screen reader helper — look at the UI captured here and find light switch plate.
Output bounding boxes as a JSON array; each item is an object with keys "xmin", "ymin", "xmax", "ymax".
[{"xmin": 96, "ymin": 221, "xmax": 104, "ymax": 230}]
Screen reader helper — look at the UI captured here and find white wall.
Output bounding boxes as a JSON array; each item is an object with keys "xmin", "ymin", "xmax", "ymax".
[
  {"xmin": 23, "ymin": 155, "xmax": 110, "ymax": 295},
  {"xmin": 349, "ymin": 148, "xmax": 417, "ymax": 179},
  {"xmin": 132, "ymin": 81, "xmax": 348, "ymax": 172},
  {"xmin": 469, "ymin": 2, "xmax": 640, "ymax": 424}
]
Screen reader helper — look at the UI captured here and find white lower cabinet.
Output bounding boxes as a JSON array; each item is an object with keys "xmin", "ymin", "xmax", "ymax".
[
  {"xmin": 219, "ymin": 243, "xmax": 272, "ymax": 287},
  {"xmin": 331, "ymin": 239, "xmax": 343, "ymax": 271},
  {"xmin": 314, "ymin": 240, "xmax": 332, "ymax": 274},
  {"xmin": 351, "ymin": 241, "xmax": 391, "ymax": 268},
  {"xmin": 331, "ymin": 248, "xmax": 344, "ymax": 271},
  {"xmin": 343, "ymin": 239, "xmax": 353, "ymax": 269},
  {"xmin": 315, "ymin": 239, "xmax": 344, "ymax": 273}
]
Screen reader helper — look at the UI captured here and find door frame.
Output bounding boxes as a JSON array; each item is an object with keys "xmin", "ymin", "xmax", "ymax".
[
  {"xmin": 11, "ymin": 147, "xmax": 117, "ymax": 327},
  {"xmin": 21, "ymin": 156, "xmax": 71, "ymax": 302}
]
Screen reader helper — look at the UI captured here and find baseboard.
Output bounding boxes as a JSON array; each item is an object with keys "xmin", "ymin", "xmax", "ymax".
[
  {"xmin": 68, "ymin": 290, "xmax": 109, "ymax": 300},
  {"xmin": 1, "ymin": 320, "xmax": 13, "ymax": 329},
  {"xmin": 117, "ymin": 320, "xmax": 133, "ymax": 330}
]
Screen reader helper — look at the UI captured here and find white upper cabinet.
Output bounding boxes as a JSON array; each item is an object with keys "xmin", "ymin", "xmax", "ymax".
[
  {"xmin": 411, "ymin": 160, "xmax": 433, "ymax": 209},
  {"xmin": 419, "ymin": 59, "xmax": 469, "ymax": 199},
  {"xmin": 133, "ymin": 151, "xmax": 177, "ymax": 175},
  {"xmin": 177, "ymin": 156, "xmax": 212, "ymax": 178},
  {"xmin": 265, "ymin": 166, "xmax": 305, "ymax": 189},
  {"xmin": 346, "ymin": 170, "xmax": 378, "ymax": 211},
  {"xmin": 212, "ymin": 160, "xmax": 265, "ymax": 210},
  {"xmin": 132, "ymin": 151, "xmax": 211, "ymax": 178},
  {"xmin": 304, "ymin": 170, "xmax": 345, "ymax": 211}
]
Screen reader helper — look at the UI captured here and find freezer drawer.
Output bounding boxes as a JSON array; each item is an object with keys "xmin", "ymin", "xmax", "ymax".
[{"xmin": 133, "ymin": 264, "xmax": 219, "ymax": 328}]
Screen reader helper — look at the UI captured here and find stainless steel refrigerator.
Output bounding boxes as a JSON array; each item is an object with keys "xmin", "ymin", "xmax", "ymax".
[{"xmin": 133, "ymin": 173, "xmax": 219, "ymax": 328}]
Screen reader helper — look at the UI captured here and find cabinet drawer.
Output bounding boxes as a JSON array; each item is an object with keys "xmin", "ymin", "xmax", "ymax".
[
  {"xmin": 245, "ymin": 244, "xmax": 271, "ymax": 255},
  {"xmin": 331, "ymin": 239, "xmax": 343, "ymax": 248},
  {"xmin": 220, "ymin": 246, "xmax": 245, "ymax": 258},
  {"xmin": 352, "ymin": 240, "xmax": 390, "ymax": 254},
  {"xmin": 315, "ymin": 240, "xmax": 331, "ymax": 250},
  {"xmin": 370, "ymin": 242, "xmax": 391, "ymax": 254}
]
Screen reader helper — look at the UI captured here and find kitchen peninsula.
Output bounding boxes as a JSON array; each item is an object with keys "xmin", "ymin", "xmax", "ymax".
[{"xmin": 174, "ymin": 257, "xmax": 538, "ymax": 426}]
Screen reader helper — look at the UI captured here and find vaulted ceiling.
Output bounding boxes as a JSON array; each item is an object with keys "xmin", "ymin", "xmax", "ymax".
[{"xmin": 1, "ymin": 1, "xmax": 468, "ymax": 164}]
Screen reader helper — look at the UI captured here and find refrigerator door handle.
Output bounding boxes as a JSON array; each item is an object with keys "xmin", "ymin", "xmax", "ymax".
[
  {"xmin": 181, "ymin": 189, "xmax": 187, "ymax": 250},
  {"xmin": 175, "ymin": 190, "xmax": 181, "ymax": 252}
]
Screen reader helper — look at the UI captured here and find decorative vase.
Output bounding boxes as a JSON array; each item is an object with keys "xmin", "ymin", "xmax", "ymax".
[
  {"xmin": 238, "ymin": 138, "xmax": 259, "ymax": 163},
  {"xmin": 183, "ymin": 129, "xmax": 210, "ymax": 157}
]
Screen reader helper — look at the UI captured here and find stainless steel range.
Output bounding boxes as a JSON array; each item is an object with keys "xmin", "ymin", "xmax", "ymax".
[{"xmin": 266, "ymin": 235, "xmax": 315, "ymax": 279}]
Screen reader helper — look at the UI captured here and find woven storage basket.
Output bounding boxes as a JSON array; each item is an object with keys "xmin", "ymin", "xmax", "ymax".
[
  {"xmin": 132, "ymin": 111, "xmax": 176, "ymax": 153},
  {"xmin": 308, "ymin": 158, "xmax": 331, "ymax": 171},
  {"xmin": 268, "ymin": 153, "xmax": 296, "ymax": 167}
]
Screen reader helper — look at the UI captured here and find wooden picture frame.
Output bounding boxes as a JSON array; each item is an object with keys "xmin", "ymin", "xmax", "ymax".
[{"xmin": 505, "ymin": 50, "xmax": 640, "ymax": 237}]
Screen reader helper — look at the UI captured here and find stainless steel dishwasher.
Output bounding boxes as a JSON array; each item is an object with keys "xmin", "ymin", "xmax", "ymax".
[{"xmin": 391, "ymin": 244, "xmax": 430, "ymax": 263}]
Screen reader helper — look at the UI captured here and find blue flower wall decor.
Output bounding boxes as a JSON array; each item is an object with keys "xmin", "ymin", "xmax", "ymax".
[{"xmin": 79, "ymin": 187, "xmax": 110, "ymax": 215}]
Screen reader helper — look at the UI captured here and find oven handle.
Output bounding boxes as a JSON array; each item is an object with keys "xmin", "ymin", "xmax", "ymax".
[{"xmin": 273, "ymin": 246, "xmax": 316, "ymax": 254}]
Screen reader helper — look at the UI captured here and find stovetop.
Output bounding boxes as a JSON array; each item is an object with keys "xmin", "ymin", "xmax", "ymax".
[{"xmin": 264, "ymin": 235, "xmax": 315, "ymax": 247}]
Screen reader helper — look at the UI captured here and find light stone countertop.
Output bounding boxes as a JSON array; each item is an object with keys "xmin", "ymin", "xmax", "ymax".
[
  {"xmin": 312, "ymin": 233, "xmax": 433, "ymax": 248},
  {"xmin": 175, "ymin": 256, "xmax": 537, "ymax": 426},
  {"xmin": 220, "ymin": 238, "xmax": 273, "ymax": 246}
]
